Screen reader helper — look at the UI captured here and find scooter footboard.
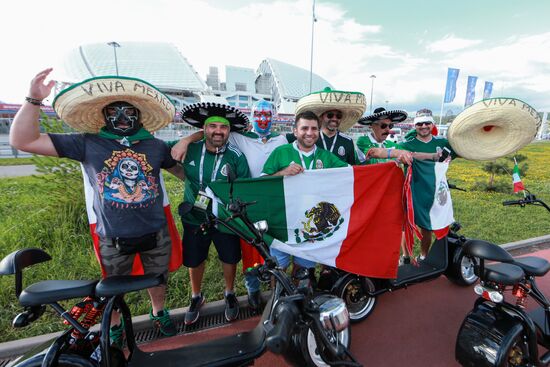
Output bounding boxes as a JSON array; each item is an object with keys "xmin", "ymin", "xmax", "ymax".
[{"xmin": 456, "ymin": 301, "xmax": 526, "ymax": 367}]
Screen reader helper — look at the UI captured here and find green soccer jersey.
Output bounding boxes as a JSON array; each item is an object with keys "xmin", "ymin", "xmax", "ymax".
[
  {"xmin": 262, "ymin": 141, "xmax": 348, "ymax": 175},
  {"xmin": 286, "ymin": 131, "xmax": 358, "ymax": 165},
  {"xmin": 168, "ymin": 140, "xmax": 250, "ymax": 225},
  {"xmin": 356, "ymin": 133, "xmax": 398, "ymax": 165},
  {"xmin": 397, "ymin": 136, "xmax": 456, "ymax": 158}
]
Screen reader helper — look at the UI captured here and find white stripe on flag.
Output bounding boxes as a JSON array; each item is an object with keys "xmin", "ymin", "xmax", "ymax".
[{"xmin": 428, "ymin": 162, "xmax": 454, "ymax": 230}]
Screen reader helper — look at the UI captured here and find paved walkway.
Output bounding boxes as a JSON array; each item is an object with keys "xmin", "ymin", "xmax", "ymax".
[{"xmin": 0, "ymin": 164, "xmax": 38, "ymax": 177}]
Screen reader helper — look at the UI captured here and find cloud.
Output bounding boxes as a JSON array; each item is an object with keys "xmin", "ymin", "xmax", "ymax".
[{"xmin": 426, "ymin": 34, "xmax": 483, "ymax": 53}]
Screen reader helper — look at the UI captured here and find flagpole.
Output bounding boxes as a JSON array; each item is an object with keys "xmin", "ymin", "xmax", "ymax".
[
  {"xmin": 438, "ymin": 94, "xmax": 445, "ymax": 128},
  {"xmin": 309, "ymin": 0, "xmax": 316, "ymax": 93}
]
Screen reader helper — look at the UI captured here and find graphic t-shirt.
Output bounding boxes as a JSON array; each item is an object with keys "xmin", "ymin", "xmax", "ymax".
[
  {"xmin": 49, "ymin": 133, "xmax": 176, "ymax": 238},
  {"xmin": 286, "ymin": 131, "xmax": 360, "ymax": 165},
  {"xmin": 262, "ymin": 141, "xmax": 348, "ymax": 175},
  {"xmin": 171, "ymin": 140, "xmax": 250, "ymax": 225}
]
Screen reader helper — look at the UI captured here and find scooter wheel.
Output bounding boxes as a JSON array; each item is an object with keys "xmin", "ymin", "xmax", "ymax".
[
  {"xmin": 502, "ymin": 331, "xmax": 530, "ymax": 366},
  {"xmin": 337, "ymin": 276, "xmax": 377, "ymax": 323},
  {"xmin": 300, "ymin": 325, "xmax": 351, "ymax": 367},
  {"xmin": 446, "ymin": 246, "xmax": 478, "ymax": 286}
]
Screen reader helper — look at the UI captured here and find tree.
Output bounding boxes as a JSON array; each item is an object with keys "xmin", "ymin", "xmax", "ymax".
[{"xmin": 475, "ymin": 154, "xmax": 528, "ymax": 192}]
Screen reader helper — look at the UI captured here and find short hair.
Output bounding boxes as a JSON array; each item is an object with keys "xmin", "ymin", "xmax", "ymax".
[{"xmin": 293, "ymin": 110, "xmax": 320, "ymax": 128}]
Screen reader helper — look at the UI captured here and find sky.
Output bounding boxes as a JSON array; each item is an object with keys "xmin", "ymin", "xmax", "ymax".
[{"xmin": 1, "ymin": 0, "xmax": 550, "ymax": 115}]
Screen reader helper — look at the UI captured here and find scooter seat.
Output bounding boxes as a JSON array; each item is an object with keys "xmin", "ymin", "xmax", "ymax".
[
  {"xmin": 19, "ymin": 280, "xmax": 98, "ymax": 307},
  {"xmin": 463, "ymin": 239, "xmax": 514, "ymax": 262},
  {"xmin": 483, "ymin": 263, "xmax": 524, "ymax": 285},
  {"xmin": 512, "ymin": 256, "xmax": 550, "ymax": 277},
  {"xmin": 95, "ymin": 274, "xmax": 163, "ymax": 297}
]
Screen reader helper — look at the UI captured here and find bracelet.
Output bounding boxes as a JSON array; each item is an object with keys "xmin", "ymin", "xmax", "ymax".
[
  {"xmin": 387, "ymin": 148, "xmax": 392, "ymax": 159},
  {"xmin": 25, "ymin": 96, "xmax": 43, "ymax": 106}
]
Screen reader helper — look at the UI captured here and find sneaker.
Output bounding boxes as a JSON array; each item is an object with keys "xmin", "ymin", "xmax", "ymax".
[
  {"xmin": 184, "ymin": 294, "xmax": 205, "ymax": 325},
  {"xmin": 416, "ymin": 255, "xmax": 426, "ymax": 262},
  {"xmin": 399, "ymin": 256, "xmax": 411, "ymax": 265},
  {"xmin": 247, "ymin": 290, "xmax": 262, "ymax": 310},
  {"xmin": 224, "ymin": 292, "xmax": 240, "ymax": 322},
  {"xmin": 109, "ymin": 322, "xmax": 124, "ymax": 349},
  {"xmin": 149, "ymin": 309, "xmax": 177, "ymax": 336}
]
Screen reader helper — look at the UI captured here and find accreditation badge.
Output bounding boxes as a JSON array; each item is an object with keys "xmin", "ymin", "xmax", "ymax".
[{"xmin": 194, "ymin": 190, "xmax": 211, "ymax": 211}]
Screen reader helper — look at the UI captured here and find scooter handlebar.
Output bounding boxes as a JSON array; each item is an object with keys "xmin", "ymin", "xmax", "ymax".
[
  {"xmin": 503, "ymin": 200, "xmax": 521, "ymax": 206},
  {"xmin": 266, "ymin": 302, "xmax": 299, "ymax": 355}
]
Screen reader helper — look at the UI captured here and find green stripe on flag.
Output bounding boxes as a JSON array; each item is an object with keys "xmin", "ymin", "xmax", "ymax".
[{"xmin": 208, "ymin": 175, "xmax": 289, "ymax": 242}]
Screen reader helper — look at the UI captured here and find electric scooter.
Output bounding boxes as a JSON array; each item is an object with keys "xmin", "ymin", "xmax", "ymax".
[
  {"xmin": 316, "ymin": 182, "xmax": 478, "ymax": 323},
  {"xmin": 1, "ymin": 178, "xmax": 359, "ymax": 367},
  {"xmin": 456, "ymin": 191, "xmax": 550, "ymax": 367}
]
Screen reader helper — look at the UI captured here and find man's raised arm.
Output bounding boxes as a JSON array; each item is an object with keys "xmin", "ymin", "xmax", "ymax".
[{"xmin": 9, "ymin": 68, "xmax": 58, "ymax": 157}]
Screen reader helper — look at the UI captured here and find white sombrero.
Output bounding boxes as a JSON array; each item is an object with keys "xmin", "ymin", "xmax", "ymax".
[
  {"xmin": 448, "ymin": 98, "xmax": 542, "ymax": 161},
  {"xmin": 52, "ymin": 76, "xmax": 176, "ymax": 133},
  {"xmin": 295, "ymin": 87, "xmax": 366, "ymax": 132}
]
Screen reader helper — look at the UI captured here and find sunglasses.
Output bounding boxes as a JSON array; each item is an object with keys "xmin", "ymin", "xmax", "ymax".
[
  {"xmin": 326, "ymin": 111, "xmax": 343, "ymax": 119},
  {"xmin": 415, "ymin": 122, "xmax": 432, "ymax": 127},
  {"xmin": 375, "ymin": 122, "xmax": 394, "ymax": 129}
]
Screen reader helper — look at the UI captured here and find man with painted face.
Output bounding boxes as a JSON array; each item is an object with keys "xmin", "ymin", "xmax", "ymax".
[
  {"xmin": 10, "ymin": 69, "xmax": 184, "ymax": 346},
  {"xmin": 171, "ymin": 99, "xmax": 288, "ymax": 311},
  {"xmin": 168, "ymin": 102, "xmax": 251, "ymax": 325}
]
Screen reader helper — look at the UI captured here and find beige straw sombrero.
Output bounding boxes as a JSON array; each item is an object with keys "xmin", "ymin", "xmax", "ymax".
[
  {"xmin": 52, "ymin": 76, "xmax": 176, "ymax": 133},
  {"xmin": 448, "ymin": 98, "xmax": 542, "ymax": 161},
  {"xmin": 295, "ymin": 87, "xmax": 366, "ymax": 132}
]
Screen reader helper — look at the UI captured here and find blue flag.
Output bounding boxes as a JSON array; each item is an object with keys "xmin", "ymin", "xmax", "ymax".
[
  {"xmin": 464, "ymin": 76, "xmax": 478, "ymax": 107},
  {"xmin": 483, "ymin": 81, "xmax": 493, "ymax": 99},
  {"xmin": 444, "ymin": 68, "xmax": 460, "ymax": 103}
]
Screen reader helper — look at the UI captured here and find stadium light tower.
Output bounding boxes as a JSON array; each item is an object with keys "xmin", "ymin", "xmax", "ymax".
[
  {"xmin": 107, "ymin": 42, "xmax": 121, "ymax": 76},
  {"xmin": 369, "ymin": 74, "xmax": 376, "ymax": 113}
]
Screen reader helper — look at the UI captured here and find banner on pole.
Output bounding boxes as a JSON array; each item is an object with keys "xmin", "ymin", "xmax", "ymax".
[
  {"xmin": 443, "ymin": 68, "xmax": 460, "ymax": 103},
  {"xmin": 464, "ymin": 76, "xmax": 478, "ymax": 107},
  {"xmin": 483, "ymin": 81, "xmax": 493, "ymax": 99}
]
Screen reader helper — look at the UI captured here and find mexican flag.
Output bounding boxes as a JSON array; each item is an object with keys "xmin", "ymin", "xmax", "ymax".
[
  {"xmin": 209, "ymin": 162, "xmax": 405, "ymax": 279},
  {"xmin": 82, "ymin": 167, "xmax": 182, "ymax": 277},
  {"xmin": 409, "ymin": 160, "xmax": 454, "ymax": 239},
  {"xmin": 512, "ymin": 162, "xmax": 525, "ymax": 193}
]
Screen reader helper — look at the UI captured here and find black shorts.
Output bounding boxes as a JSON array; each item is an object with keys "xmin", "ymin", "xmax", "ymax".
[{"xmin": 182, "ymin": 224, "xmax": 241, "ymax": 267}]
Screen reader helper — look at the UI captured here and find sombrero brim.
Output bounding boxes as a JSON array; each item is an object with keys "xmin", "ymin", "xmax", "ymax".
[
  {"xmin": 52, "ymin": 76, "xmax": 176, "ymax": 133},
  {"xmin": 448, "ymin": 98, "xmax": 542, "ymax": 161},
  {"xmin": 295, "ymin": 90, "xmax": 366, "ymax": 132},
  {"xmin": 181, "ymin": 102, "xmax": 249, "ymax": 132},
  {"xmin": 358, "ymin": 110, "xmax": 408, "ymax": 125}
]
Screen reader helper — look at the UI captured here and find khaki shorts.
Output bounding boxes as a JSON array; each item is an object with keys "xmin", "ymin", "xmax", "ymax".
[{"xmin": 98, "ymin": 225, "xmax": 171, "ymax": 283}]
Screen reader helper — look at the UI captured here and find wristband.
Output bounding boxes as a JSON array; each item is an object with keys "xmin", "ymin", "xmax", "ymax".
[
  {"xmin": 387, "ymin": 148, "xmax": 392, "ymax": 159},
  {"xmin": 25, "ymin": 97, "xmax": 43, "ymax": 106}
]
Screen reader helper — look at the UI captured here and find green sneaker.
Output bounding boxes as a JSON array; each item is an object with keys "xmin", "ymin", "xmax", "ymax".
[
  {"xmin": 109, "ymin": 322, "xmax": 125, "ymax": 350},
  {"xmin": 149, "ymin": 309, "xmax": 177, "ymax": 336}
]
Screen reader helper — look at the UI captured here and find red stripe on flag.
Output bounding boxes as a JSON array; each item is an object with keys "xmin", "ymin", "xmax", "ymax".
[
  {"xmin": 336, "ymin": 163, "xmax": 404, "ymax": 278},
  {"xmin": 433, "ymin": 226, "xmax": 450, "ymax": 240}
]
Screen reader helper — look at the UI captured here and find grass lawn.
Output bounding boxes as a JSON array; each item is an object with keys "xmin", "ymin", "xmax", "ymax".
[
  {"xmin": 0, "ymin": 157, "xmax": 34, "ymax": 166},
  {"xmin": 0, "ymin": 141, "xmax": 548, "ymax": 342}
]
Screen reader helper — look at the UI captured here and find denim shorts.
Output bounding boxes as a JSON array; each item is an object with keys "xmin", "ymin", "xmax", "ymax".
[{"xmin": 269, "ymin": 247, "xmax": 315, "ymax": 269}]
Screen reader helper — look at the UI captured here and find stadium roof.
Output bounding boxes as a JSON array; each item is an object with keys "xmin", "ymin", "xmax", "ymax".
[
  {"xmin": 258, "ymin": 58, "xmax": 333, "ymax": 100},
  {"xmin": 62, "ymin": 42, "xmax": 206, "ymax": 92}
]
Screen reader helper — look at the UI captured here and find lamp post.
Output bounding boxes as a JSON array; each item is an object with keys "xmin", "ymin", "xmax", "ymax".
[
  {"xmin": 107, "ymin": 42, "xmax": 121, "ymax": 76},
  {"xmin": 369, "ymin": 74, "xmax": 376, "ymax": 113}
]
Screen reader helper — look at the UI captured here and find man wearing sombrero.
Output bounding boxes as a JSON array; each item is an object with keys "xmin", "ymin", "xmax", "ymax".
[
  {"xmin": 10, "ymin": 68, "xmax": 183, "ymax": 344},
  {"xmin": 356, "ymin": 107, "xmax": 408, "ymax": 164},
  {"xmin": 290, "ymin": 87, "xmax": 367, "ymax": 165},
  {"xmin": 170, "ymin": 99, "xmax": 288, "ymax": 311},
  {"xmin": 169, "ymin": 102, "xmax": 251, "ymax": 325}
]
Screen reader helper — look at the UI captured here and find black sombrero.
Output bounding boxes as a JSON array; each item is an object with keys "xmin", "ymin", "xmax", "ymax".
[
  {"xmin": 180, "ymin": 102, "xmax": 249, "ymax": 131},
  {"xmin": 358, "ymin": 107, "xmax": 408, "ymax": 125}
]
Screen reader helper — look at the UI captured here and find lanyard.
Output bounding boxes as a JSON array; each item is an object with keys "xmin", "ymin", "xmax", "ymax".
[
  {"xmin": 198, "ymin": 143, "xmax": 224, "ymax": 190},
  {"xmin": 297, "ymin": 145, "xmax": 317, "ymax": 170},
  {"xmin": 320, "ymin": 131, "xmax": 338, "ymax": 153}
]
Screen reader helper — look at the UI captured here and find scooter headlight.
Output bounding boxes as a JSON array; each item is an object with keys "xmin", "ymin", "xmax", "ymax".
[{"xmin": 314, "ymin": 295, "xmax": 349, "ymax": 332}]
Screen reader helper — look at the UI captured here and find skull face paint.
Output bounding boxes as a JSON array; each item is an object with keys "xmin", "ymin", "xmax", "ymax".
[
  {"xmin": 102, "ymin": 101, "xmax": 143, "ymax": 136},
  {"xmin": 251, "ymin": 100, "xmax": 273, "ymax": 137},
  {"xmin": 119, "ymin": 158, "xmax": 139, "ymax": 181}
]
